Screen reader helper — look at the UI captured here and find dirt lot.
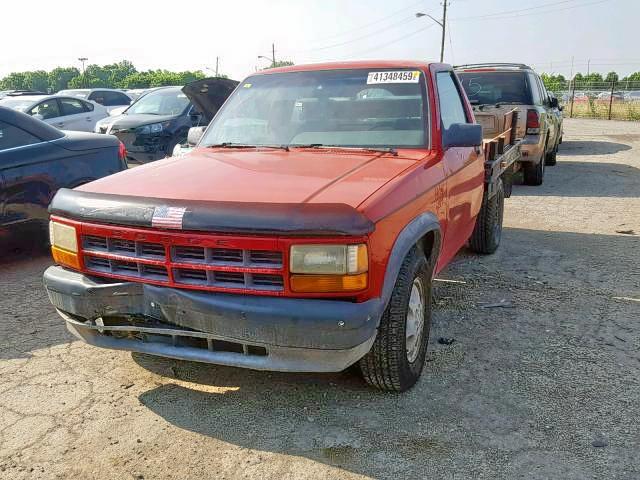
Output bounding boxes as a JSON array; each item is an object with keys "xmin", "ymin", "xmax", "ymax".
[{"xmin": 1, "ymin": 118, "xmax": 638, "ymax": 480}]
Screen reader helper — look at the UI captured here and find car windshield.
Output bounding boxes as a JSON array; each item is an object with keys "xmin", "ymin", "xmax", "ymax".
[
  {"xmin": 125, "ymin": 88, "xmax": 189, "ymax": 116},
  {"xmin": 59, "ymin": 89, "xmax": 89, "ymax": 98},
  {"xmin": 457, "ymin": 71, "xmax": 533, "ymax": 105},
  {"xmin": 200, "ymin": 69, "xmax": 428, "ymax": 148},
  {"xmin": 0, "ymin": 98, "xmax": 35, "ymax": 112}
]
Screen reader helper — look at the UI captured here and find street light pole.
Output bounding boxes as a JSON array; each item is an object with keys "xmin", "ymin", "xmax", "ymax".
[
  {"xmin": 416, "ymin": 0, "xmax": 448, "ymax": 63},
  {"xmin": 258, "ymin": 44, "xmax": 277, "ymax": 69}
]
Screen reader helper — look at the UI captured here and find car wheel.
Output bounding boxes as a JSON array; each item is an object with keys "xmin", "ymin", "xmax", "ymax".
[
  {"xmin": 469, "ymin": 178, "xmax": 504, "ymax": 254},
  {"xmin": 545, "ymin": 142, "xmax": 558, "ymax": 166},
  {"xmin": 359, "ymin": 246, "xmax": 431, "ymax": 392},
  {"xmin": 524, "ymin": 140, "xmax": 545, "ymax": 187}
]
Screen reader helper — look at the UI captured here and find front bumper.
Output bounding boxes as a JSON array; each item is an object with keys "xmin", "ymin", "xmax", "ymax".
[
  {"xmin": 113, "ymin": 131, "xmax": 173, "ymax": 163},
  {"xmin": 43, "ymin": 266, "xmax": 381, "ymax": 372}
]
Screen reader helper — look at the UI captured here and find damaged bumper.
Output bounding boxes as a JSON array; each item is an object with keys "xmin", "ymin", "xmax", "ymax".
[{"xmin": 43, "ymin": 266, "xmax": 381, "ymax": 372}]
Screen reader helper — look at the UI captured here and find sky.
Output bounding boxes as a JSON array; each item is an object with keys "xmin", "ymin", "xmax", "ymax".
[{"xmin": 1, "ymin": 0, "xmax": 638, "ymax": 81}]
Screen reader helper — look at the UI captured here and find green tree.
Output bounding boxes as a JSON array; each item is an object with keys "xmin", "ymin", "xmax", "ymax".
[
  {"xmin": 262, "ymin": 60, "xmax": 294, "ymax": 70},
  {"xmin": 605, "ymin": 71, "xmax": 619, "ymax": 83},
  {"xmin": 48, "ymin": 67, "xmax": 80, "ymax": 92},
  {"xmin": 1, "ymin": 72, "xmax": 27, "ymax": 90}
]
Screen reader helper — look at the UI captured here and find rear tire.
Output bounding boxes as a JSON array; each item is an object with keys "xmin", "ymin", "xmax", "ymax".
[
  {"xmin": 523, "ymin": 156, "xmax": 545, "ymax": 185},
  {"xmin": 359, "ymin": 246, "xmax": 431, "ymax": 392},
  {"xmin": 469, "ymin": 178, "xmax": 504, "ymax": 254}
]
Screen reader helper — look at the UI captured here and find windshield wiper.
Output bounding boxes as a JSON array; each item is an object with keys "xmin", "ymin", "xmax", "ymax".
[
  {"xmin": 290, "ymin": 144, "xmax": 398, "ymax": 156},
  {"xmin": 206, "ymin": 142, "xmax": 290, "ymax": 151}
]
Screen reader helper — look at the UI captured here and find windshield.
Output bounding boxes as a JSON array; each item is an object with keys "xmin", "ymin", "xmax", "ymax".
[
  {"xmin": 457, "ymin": 71, "xmax": 532, "ymax": 105},
  {"xmin": 0, "ymin": 98, "xmax": 35, "ymax": 112},
  {"xmin": 201, "ymin": 69, "xmax": 427, "ymax": 148},
  {"xmin": 125, "ymin": 88, "xmax": 190, "ymax": 116},
  {"xmin": 59, "ymin": 89, "xmax": 89, "ymax": 98}
]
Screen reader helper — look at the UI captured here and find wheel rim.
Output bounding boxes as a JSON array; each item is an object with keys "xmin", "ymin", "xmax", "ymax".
[{"xmin": 406, "ymin": 278, "xmax": 425, "ymax": 363}]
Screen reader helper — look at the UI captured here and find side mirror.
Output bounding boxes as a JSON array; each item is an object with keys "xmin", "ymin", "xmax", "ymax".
[
  {"xmin": 549, "ymin": 96, "xmax": 559, "ymax": 108},
  {"xmin": 187, "ymin": 126, "xmax": 206, "ymax": 146},
  {"xmin": 442, "ymin": 123, "xmax": 482, "ymax": 149},
  {"xmin": 32, "ymin": 113, "xmax": 44, "ymax": 120}
]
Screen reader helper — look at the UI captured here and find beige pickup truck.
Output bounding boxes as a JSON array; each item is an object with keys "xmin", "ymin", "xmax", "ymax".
[{"xmin": 455, "ymin": 63, "xmax": 562, "ymax": 186}]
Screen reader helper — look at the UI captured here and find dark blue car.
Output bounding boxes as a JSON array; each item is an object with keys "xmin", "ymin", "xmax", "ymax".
[{"xmin": 0, "ymin": 106, "xmax": 126, "ymax": 247}]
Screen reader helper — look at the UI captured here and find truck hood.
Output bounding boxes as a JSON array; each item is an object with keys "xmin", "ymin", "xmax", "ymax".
[
  {"xmin": 181, "ymin": 77, "xmax": 239, "ymax": 123},
  {"xmin": 78, "ymin": 148, "xmax": 421, "ymax": 208}
]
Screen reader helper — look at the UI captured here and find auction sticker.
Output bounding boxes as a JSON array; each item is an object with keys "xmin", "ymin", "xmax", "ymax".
[{"xmin": 367, "ymin": 71, "xmax": 420, "ymax": 84}]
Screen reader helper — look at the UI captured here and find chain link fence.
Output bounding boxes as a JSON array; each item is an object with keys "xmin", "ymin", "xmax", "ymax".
[{"xmin": 546, "ymin": 80, "xmax": 640, "ymax": 121}]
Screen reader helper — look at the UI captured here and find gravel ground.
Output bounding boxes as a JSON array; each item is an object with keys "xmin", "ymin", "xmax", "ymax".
[{"xmin": 0, "ymin": 118, "xmax": 638, "ymax": 480}]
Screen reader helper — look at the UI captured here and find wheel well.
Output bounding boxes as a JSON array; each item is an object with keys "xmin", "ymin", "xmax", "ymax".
[{"xmin": 417, "ymin": 230, "xmax": 439, "ymax": 265}]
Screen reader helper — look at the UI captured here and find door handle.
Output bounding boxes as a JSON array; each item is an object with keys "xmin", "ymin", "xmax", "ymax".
[
  {"xmin": 55, "ymin": 122, "xmax": 64, "ymax": 128},
  {"xmin": 86, "ymin": 117, "xmax": 92, "ymax": 121}
]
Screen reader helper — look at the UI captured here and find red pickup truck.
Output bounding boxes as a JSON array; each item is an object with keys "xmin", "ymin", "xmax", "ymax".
[{"xmin": 44, "ymin": 61, "xmax": 515, "ymax": 391}]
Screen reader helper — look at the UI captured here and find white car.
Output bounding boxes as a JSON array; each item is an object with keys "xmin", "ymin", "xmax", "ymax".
[
  {"xmin": 0, "ymin": 95, "xmax": 109, "ymax": 132},
  {"xmin": 57, "ymin": 88, "xmax": 132, "ymax": 114}
]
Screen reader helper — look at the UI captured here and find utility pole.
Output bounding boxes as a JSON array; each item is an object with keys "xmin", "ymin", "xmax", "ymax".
[
  {"xmin": 416, "ymin": 1, "xmax": 448, "ymax": 63},
  {"xmin": 440, "ymin": 0, "xmax": 448, "ymax": 63},
  {"xmin": 272, "ymin": 43, "xmax": 276, "ymax": 67},
  {"xmin": 586, "ymin": 58, "xmax": 591, "ymax": 76},
  {"xmin": 569, "ymin": 56, "xmax": 574, "ymax": 80},
  {"xmin": 215, "ymin": 56, "xmax": 219, "ymax": 77}
]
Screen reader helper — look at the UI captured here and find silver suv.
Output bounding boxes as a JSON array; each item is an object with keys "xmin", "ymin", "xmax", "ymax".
[{"xmin": 455, "ymin": 63, "xmax": 561, "ymax": 186}]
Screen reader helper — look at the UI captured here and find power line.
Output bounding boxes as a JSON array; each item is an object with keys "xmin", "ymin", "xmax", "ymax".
[
  {"xmin": 345, "ymin": 23, "xmax": 437, "ymax": 58},
  {"xmin": 451, "ymin": 0, "xmax": 612, "ymax": 22},
  {"xmin": 291, "ymin": 14, "xmax": 419, "ymax": 54},
  {"xmin": 303, "ymin": 0, "xmax": 425, "ymax": 44}
]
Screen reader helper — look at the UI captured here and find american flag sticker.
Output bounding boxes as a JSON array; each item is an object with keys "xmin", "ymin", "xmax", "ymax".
[{"xmin": 151, "ymin": 206, "xmax": 187, "ymax": 229}]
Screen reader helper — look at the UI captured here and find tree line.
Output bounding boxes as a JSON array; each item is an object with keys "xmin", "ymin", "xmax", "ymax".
[
  {"xmin": 0, "ymin": 59, "xmax": 296, "ymax": 93},
  {"xmin": 0, "ymin": 60, "xmax": 214, "ymax": 92},
  {"xmin": 541, "ymin": 71, "xmax": 640, "ymax": 90}
]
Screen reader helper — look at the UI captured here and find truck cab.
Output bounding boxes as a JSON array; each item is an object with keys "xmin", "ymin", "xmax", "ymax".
[{"xmin": 44, "ymin": 61, "xmax": 507, "ymax": 392}]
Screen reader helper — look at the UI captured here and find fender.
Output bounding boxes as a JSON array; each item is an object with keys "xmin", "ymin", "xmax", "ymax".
[{"xmin": 378, "ymin": 212, "xmax": 442, "ymax": 310}]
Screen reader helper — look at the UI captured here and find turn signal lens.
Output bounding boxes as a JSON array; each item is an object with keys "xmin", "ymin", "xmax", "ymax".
[
  {"xmin": 290, "ymin": 273, "xmax": 368, "ymax": 293},
  {"xmin": 51, "ymin": 246, "xmax": 81, "ymax": 270}
]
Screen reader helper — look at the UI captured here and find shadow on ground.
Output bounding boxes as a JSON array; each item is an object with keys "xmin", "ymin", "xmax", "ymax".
[
  {"xmin": 558, "ymin": 140, "xmax": 631, "ymax": 156},
  {"xmin": 134, "ymin": 226, "xmax": 639, "ymax": 478},
  {"xmin": 511, "ymin": 160, "xmax": 639, "ymax": 197}
]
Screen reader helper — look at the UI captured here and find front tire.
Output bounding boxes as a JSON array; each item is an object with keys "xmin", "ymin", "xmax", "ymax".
[
  {"xmin": 545, "ymin": 141, "xmax": 558, "ymax": 166},
  {"xmin": 469, "ymin": 178, "xmax": 504, "ymax": 254},
  {"xmin": 359, "ymin": 247, "xmax": 431, "ymax": 392}
]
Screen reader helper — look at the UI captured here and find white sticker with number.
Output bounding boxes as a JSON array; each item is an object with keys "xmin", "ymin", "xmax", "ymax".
[{"xmin": 367, "ymin": 71, "xmax": 420, "ymax": 84}]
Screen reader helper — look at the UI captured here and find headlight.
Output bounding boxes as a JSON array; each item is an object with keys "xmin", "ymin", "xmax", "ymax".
[
  {"xmin": 137, "ymin": 122, "xmax": 168, "ymax": 135},
  {"xmin": 290, "ymin": 244, "xmax": 368, "ymax": 293},
  {"xmin": 49, "ymin": 221, "xmax": 77, "ymax": 252},
  {"xmin": 290, "ymin": 244, "xmax": 368, "ymax": 274},
  {"xmin": 50, "ymin": 221, "xmax": 81, "ymax": 269}
]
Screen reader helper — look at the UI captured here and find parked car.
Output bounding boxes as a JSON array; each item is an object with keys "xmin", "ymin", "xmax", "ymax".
[
  {"xmin": 0, "ymin": 90, "xmax": 48, "ymax": 99},
  {"xmin": 455, "ymin": 62, "xmax": 561, "ymax": 181},
  {"xmin": 45, "ymin": 60, "xmax": 516, "ymax": 392},
  {"xmin": 0, "ymin": 106, "xmax": 126, "ymax": 247},
  {"xmin": 123, "ymin": 89, "xmax": 149, "ymax": 101},
  {"xmin": 57, "ymin": 88, "xmax": 132, "ymax": 113},
  {"xmin": 94, "ymin": 79, "xmax": 238, "ymax": 163},
  {"xmin": 547, "ymin": 92, "xmax": 564, "ymax": 146},
  {"xmin": 0, "ymin": 95, "xmax": 109, "ymax": 132},
  {"xmin": 624, "ymin": 91, "xmax": 640, "ymax": 102}
]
